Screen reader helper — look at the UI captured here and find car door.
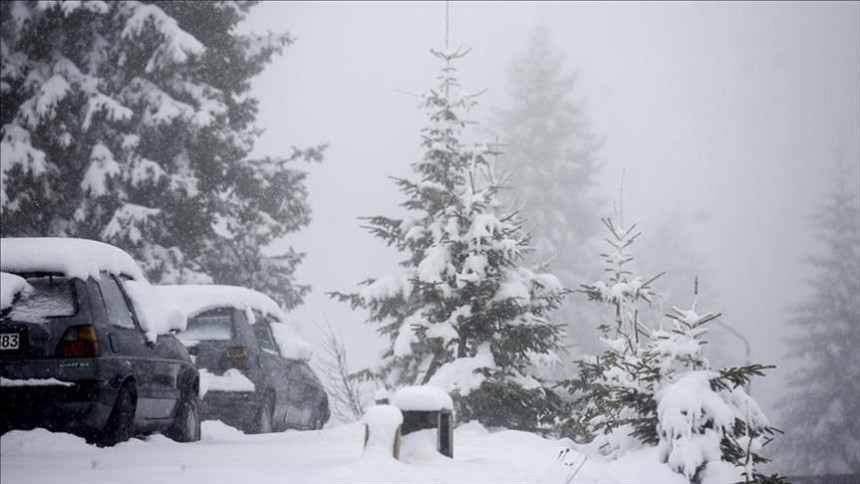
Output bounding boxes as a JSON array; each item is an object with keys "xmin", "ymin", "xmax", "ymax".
[
  {"xmin": 98, "ymin": 274, "xmax": 177, "ymax": 421},
  {"xmin": 250, "ymin": 311, "xmax": 300, "ymax": 429},
  {"xmin": 117, "ymin": 276, "xmax": 182, "ymax": 420}
]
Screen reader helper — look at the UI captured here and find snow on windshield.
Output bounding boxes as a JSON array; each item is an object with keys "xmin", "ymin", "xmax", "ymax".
[{"xmin": 1, "ymin": 276, "xmax": 75, "ymax": 323}]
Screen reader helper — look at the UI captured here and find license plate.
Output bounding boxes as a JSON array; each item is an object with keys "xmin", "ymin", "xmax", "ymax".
[{"xmin": 0, "ymin": 332, "xmax": 21, "ymax": 351}]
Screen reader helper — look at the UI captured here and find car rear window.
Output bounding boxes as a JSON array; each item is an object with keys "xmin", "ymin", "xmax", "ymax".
[
  {"xmin": 177, "ymin": 308, "xmax": 234, "ymax": 346},
  {"xmin": 1, "ymin": 275, "xmax": 76, "ymax": 323}
]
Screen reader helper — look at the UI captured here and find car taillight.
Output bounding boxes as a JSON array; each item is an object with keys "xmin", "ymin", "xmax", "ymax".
[
  {"xmin": 56, "ymin": 325, "xmax": 101, "ymax": 358},
  {"xmin": 224, "ymin": 346, "xmax": 249, "ymax": 368}
]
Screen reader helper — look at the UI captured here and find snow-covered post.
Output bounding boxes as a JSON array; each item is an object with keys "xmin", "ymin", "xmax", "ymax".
[
  {"xmin": 392, "ymin": 386, "xmax": 454, "ymax": 458},
  {"xmin": 362, "ymin": 405, "xmax": 403, "ymax": 460}
]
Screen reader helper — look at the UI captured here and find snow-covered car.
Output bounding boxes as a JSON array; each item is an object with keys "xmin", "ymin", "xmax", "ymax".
[
  {"xmin": 0, "ymin": 238, "xmax": 200, "ymax": 446},
  {"xmin": 155, "ymin": 284, "xmax": 329, "ymax": 433}
]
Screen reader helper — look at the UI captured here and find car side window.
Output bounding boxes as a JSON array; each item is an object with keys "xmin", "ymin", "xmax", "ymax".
[
  {"xmin": 252, "ymin": 310, "xmax": 278, "ymax": 354},
  {"xmin": 98, "ymin": 275, "xmax": 136, "ymax": 329}
]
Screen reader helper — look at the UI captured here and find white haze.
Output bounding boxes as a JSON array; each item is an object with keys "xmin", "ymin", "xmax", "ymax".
[{"xmin": 238, "ymin": 1, "xmax": 860, "ymax": 424}]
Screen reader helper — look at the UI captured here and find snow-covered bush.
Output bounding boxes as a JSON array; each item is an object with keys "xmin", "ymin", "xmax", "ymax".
[{"xmin": 332, "ymin": 47, "xmax": 566, "ymax": 431}]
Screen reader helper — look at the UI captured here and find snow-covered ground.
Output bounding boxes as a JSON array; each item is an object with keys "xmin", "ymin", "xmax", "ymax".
[{"xmin": 0, "ymin": 420, "xmax": 699, "ymax": 484}]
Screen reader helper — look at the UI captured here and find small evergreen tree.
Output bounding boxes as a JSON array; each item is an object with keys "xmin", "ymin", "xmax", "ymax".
[
  {"xmin": 332, "ymin": 47, "xmax": 566, "ymax": 430},
  {"xmin": 561, "ymin": 218, "xmax": 782, "ymax": 482},
  {"xmin": 652, "ymin": 303, "xmax": 781, "ymax": 483},
  {"xmin": 778, "ymin": 159, "xmax": 860, "ymax": 475},
  {"xmin": 559, "ymin": 218, "xmax": 663, "ymax": 448},
  {"xmin": 0, "ymin": 1, "xmax": 322, "ymax": 308}
]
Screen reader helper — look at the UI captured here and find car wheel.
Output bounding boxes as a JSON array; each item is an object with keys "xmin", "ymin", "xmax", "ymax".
[
  {"xmin": 250, "ymin": 395, "xmax": 274, "ymax": 434},
  {"xmin": 166, "ymin": 392, "xmax": 201, "ymax": 443},
  {"xmin": 97, "ymin": 383, "xmax": 136, "ymax": 447}
]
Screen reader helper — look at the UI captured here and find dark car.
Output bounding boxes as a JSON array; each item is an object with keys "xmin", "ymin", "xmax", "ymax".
[
  {"xmin": 0, "ymin": 238, "xmax": 201, "ymax": 446},
  {"xmin": 156, "ymin": 284, "xmax": 330, "ymax": 433}
]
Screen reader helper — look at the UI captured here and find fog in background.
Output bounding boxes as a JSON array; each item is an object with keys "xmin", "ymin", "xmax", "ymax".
[{"xmin": 238, "ymin": 1, "xmax": 860, "ymax": 425}]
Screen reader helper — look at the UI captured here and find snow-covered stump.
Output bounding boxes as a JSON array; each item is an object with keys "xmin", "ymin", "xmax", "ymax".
[
  {"xmin": 362, "ymin": 405, "xmax": 403, "ymax": 460},
  {"xmin": 392, "ymin": 386, "xmax": 454, "ymax": 458}
]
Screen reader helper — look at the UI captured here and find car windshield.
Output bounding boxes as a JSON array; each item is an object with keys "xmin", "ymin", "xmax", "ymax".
[
  {"xmin": 177, "ymin": 308, "xmax": 234, "ymax": 346},
  {"xmin": 1, "ymin": 275, "xmax": 76, "ymax": 323}
]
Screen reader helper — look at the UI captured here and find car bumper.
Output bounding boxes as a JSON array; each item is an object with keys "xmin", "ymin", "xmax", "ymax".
[
  {"xmin": 200, "ymin": 390, "xmax": 261, "ymax": 430},
  {"xmin": 0, "ymin": 379, "xmax": 114, "ymax": 433}
]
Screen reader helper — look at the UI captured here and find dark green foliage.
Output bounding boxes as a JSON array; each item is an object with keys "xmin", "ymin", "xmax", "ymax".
[
  {"xmin": 0, "ymin": 1, "xmax": 322, "ymax": 307},
  {"xmin": 456, "ymin": 381, "xmax": 565, "ymax": 432}
]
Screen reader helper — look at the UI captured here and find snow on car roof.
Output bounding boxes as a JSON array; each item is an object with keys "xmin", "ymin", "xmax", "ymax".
[
  {"xmin": 155, "ymin": 284, "xmax": 285, "ymax": 321},
  {"xmin": 157, "ymin": 284, "xmax": 314, "ymax": 361},
  {"xmin": 0, "ymin": 237, "xmax": 145, "ymax": 281}
]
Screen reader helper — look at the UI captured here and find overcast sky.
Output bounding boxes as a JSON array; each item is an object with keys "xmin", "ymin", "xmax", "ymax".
[{"xmin": 239, "ymin": 1, "xmax": 860, "ymax": 422}]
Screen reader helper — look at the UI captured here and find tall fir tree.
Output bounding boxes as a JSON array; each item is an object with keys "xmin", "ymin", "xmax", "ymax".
[
  {"xmin": 0, "ymin": 1, "xmax": 322, "ymax": 308},
  {"xmin": 495, "ymin": 21, "xmax": 603, "ymax": 355},
  {"xmin": 777, "ymin": 159, "xmax": 860, "ymax": 476},
  {"xmin": 333, "ymin": 47, "xmax": 566, "ymax": 431}
]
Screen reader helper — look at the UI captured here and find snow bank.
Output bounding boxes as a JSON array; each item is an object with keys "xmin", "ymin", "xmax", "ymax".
[
  {"xmin": 400, "ymin": 428, "xmax": 447, "ymax": 463},
  {"xmin": 0, "ymin": 272, "xmax": 31, "ymax": 311},
  {"xmin": 392, "ymin": 386, "xmax": 453, "ymax": 411},
  {"xmin": 0, "ymin": 238, "xmax": 145, "ymax": 281},
  {"xmin": 199, "ymin": 369, "xmax": 255, "ymax": 398},
  {"xmin": 0, "ymin": 416, "xmax": 695, "ymax": 483},
  {"xmin": 0, "ymin": 429, "xmax": 88, "ymax": 457}
]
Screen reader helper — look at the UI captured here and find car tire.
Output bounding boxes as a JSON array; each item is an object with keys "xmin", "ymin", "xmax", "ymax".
[
  {"xmin": 166, "ymin": 392, "xmax": 201, "ymax": 443},
  {"xmin": 250, "ymin": 395, "xmax": 274, "ymax": 434},
  {"xmin": 97, "ymin": 383, "xmax": 136, "ymax": 447}
]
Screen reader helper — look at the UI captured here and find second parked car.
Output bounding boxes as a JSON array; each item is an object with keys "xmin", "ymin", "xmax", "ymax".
[{"xmin": 155, "ymin": 285, "xmax": 329, "ymax": 433}]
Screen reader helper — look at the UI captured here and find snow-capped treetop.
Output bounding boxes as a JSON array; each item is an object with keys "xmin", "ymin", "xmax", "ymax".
[
  {"xmin": 0, "ymin": 237, "xmax": 146, "ymax": 281},
  {"xmin": 332, "ymin": 45, "xmax": 565, "ymax": 430},
  {"xmin": 156, "ymin": 284, "xmax": 285, "ymax": 322},
  {"xmin": 0, "ymin": 271, "xmax": 31, "ymax": 311},
  {"xmin": 392, "ymin": 385, "xmax": 454, "ymax": 412}
]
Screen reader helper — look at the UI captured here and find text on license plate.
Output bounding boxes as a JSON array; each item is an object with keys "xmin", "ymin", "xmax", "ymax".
[{"xmin": 0, "ymin": 333, "xmax": 21, "ymax": 351}]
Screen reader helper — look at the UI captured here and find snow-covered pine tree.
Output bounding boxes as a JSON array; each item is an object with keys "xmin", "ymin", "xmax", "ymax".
[
  {"xmin": 562, "ymin": 217, "xmax": 782, "ymax": 481},
  {"xmin": 777, "ymin": 159, "xmax": 860, "ymax": 476},
  {"xmin": 559, "ymin": 218, "xmax": 663, "ymax": 447},
  {"xmin": 650, "ymin": 302, "xmax": 781, "ymax": 483},
  {"xmin": 0, "ymin": 1, "xmax": 322, "ymax": 308},
  {"xmin": 495, "ymin": 21, "xmax": 603, "ymax": 355},
  {"xmin": 332, "ymin": 47, "xmax": 566, "ymax": 431}
]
